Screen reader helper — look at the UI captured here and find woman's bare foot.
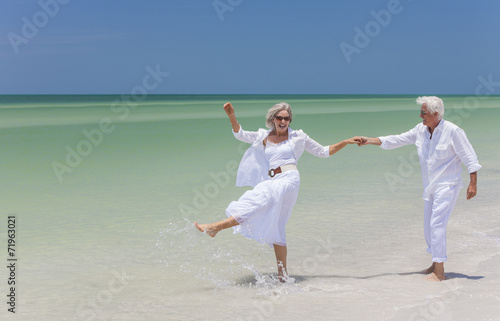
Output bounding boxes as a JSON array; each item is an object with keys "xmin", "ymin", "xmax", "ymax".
[
  {"xmin": 273, "ymin": 244, "xmax": 288, "ymax": 282},
  {"xmin": 194, "ymin": 217, "xmax": 239, "ymax": 238},
  {"xmin": 277, "ymin": 274, "xmax": 288, "ymax": 283},
  {"xmin": 194, "ymin": 222, "xmax": 219, "ymax": 237}
]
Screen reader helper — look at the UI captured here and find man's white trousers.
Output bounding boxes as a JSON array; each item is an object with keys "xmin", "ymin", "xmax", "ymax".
[{"xmin": 424, "ymin": 183, "xmax": 461, "ymax": 263}]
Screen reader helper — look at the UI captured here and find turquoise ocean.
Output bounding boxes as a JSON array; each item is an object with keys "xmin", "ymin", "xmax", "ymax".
[{"xmin": 1, "ymin": 95, "xmax": 499, "ymax": 320}]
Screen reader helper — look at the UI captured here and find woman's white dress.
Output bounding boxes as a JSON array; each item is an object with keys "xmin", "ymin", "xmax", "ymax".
[
  {"xmin": 226, "ymin": 139, "xmax": 300, "ymax": 246},
  {"xmin": 226, "ymin": 126, "xmax": 330, "ymax": 247}
]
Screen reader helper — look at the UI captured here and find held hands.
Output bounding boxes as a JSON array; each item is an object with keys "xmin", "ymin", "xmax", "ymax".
[
  {"xmin": 344, "ymin": 136, "xmax": 368, "ymax": 146},
  {"xmin": 356, "ymin": 137, "xmax": 369, "ymax": 146},
  {"xmin": 330, "ymin": 136, "xmax": 365, "ymax": 155},
  {"xmin": 354, "ymin": 137, "xmax": 380, "ymax": 146},
  {"xmin": 346, "ymin": 136, "xmax": 364, "ymax": 145}
]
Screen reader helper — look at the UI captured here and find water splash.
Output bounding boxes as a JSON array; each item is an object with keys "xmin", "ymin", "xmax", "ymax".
[
  {"xmin": 155, "ymin": 220, "xmax": 301, "ymax": 296},
  {"xmin": 156, "ymin": 220, "xmax": 259, "ymax": 288}
]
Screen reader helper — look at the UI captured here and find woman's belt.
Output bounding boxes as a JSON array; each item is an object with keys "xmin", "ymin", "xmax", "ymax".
[{"xmin": 268, "ymin": 164, "xmax": 298, "ymax": 178}]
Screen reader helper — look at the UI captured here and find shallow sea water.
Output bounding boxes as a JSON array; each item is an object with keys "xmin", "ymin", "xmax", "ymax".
[{"xmin": 1, "ymin": 95, "xmax": 499, "ymax": 320}]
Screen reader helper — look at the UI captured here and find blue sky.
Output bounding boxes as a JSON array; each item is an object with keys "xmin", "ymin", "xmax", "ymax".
[{"xmin": 1, "ymin": 0, "xmax": 499, "ymax": 95}]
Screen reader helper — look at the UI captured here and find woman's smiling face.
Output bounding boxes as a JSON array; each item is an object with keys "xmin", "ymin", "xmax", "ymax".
[{"xmin": 273, "ymin": 110, "xmax": 291, "ymax": 134}]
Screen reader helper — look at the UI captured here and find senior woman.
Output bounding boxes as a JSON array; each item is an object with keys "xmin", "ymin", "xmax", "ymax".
[{"xmin": 195, "ymin": 102, "xmax": 360, "ymax": 280}]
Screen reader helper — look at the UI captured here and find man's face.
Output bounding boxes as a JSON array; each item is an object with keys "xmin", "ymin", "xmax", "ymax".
[{"xmin": 420, "ymin": 103, "xmax": 439, "ymax": 127}]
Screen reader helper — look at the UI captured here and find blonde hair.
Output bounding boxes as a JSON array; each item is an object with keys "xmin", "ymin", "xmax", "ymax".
[
  {"xmin": 265, "ymin": 102, "xmax": 293, "ymax": 130},
  {"xmin": 416, "ymin": 96, "xmax": 444, "ymax": 119}
]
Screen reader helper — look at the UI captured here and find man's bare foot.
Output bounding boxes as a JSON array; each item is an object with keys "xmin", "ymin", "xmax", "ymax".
[
  {"xmin": 421, "ymin": 262, "xmax": 436, "ymax": 274},
  {"xmin": 425, "ymin": 262, "xmax": 445, "ymax": 281},
  {"xmin": 426, "ymin": 272, "xmax": 446, "ymax": 281},
  {"xmin": 194, "ymin": 222, "xmax": 219, "ymax": 237}
]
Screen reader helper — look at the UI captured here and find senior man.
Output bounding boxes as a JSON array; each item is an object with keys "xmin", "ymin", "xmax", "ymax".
[{"xmin": 360, "ymin": 96, "xmax": 481, "ymax": 281}]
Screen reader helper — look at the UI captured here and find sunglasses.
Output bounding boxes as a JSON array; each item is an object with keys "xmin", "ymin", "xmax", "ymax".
[
  {"xmin": 420, "ymin": 111, "xmax": 427, "ymax": 116},
  {"xmin": 275, "ymin": 116, "xmax": 291, "ymax": 121}
]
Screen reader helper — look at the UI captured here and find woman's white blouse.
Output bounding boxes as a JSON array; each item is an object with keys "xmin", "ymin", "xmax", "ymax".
[{"xmin": 233, "ymin": 127, "xmax": 330, "ymax": 187}]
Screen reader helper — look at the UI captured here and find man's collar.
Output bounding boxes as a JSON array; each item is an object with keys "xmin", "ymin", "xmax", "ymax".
[{"xmin": 434, "ymin": 119, "xmax": 445, "ymax": 132}]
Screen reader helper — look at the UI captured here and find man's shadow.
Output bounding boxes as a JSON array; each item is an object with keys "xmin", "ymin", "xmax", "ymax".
[
  {"xmin": 236, "ymin": 271, "xmax": 484, "ymax": 285},
  {"xmin": 444, "ymin": 272, "xmax": 484, "ymax": 280}
]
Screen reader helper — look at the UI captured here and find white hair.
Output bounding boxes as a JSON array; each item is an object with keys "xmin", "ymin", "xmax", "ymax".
[
  {"xmin": 416, "ymin": 96, "xmax": 444, "ymax": 119},
  {"xmin": 265, "ymin": 102, "xmax": 293, "ymax": 130}
]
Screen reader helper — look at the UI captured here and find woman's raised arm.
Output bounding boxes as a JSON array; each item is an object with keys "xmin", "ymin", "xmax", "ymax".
[{"xmin": 223, "ymin": 102, "xmax": 241, "ymax": 132}]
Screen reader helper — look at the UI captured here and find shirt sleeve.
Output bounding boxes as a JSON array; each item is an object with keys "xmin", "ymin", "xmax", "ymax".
[
  {"xmin": 232, "ymin": 126, "xmax": 260, "ymax": 144},
  {"xmin": 304, "ymin": 134, "xmax": 330, "ymax": 158},
  {"xmin": 379, "ymin": 126, "xmax": 418, "ymax": 150},
  {"xmin": 451, "ymin": 128, "xmax": 482, "ymax": 173}
]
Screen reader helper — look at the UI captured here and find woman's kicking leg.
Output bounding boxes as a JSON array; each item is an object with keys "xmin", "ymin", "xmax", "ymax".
[{"xmin": 194, "ymin": 216, "xmax": 239, "ymax": 237}]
